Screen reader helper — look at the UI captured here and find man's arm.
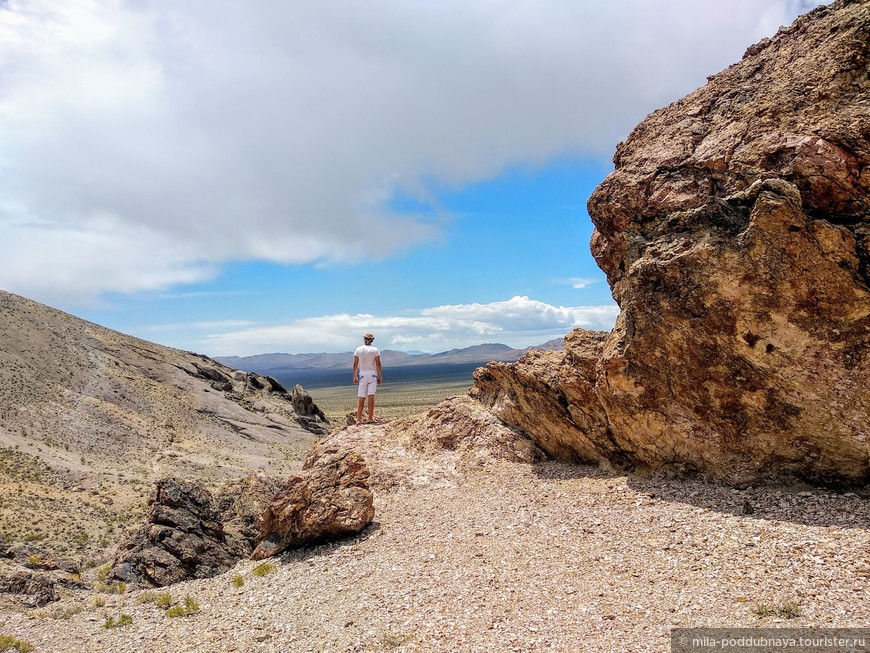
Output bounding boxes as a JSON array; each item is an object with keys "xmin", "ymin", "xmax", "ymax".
[
  {"xmin": 375, "ymin": 356, "xmax": 382, "ymax": 385},
  {"xmin": 353, "ymin": 355, "xmax": 359, "ymax": 383}
]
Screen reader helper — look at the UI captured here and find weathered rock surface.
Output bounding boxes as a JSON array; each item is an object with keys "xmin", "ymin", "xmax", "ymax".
[
  {"xmin": 215, "ymin": 472, "xmax": 283, "ymax": 553},
  {"xmin": 391, "ymin": 395, "xmax": 545, "ymax": 466},
  {"xmin": 251, "ymin": 449, "xmax": 374, "ymax": 560},
  {"xmin": 0, "ymin": 570, "xmax": 58, "ymax": 607},
  {"xmin": 291, "ymin": 384, "xmax": 330, "ymax": 435},
  {"xmin": 471, "ymin": 330, "xmax": 616, "ymax": 464},
  {"xmin": 475, "ymin": 0, "xmax": 870, "ymax": 487},
  {"xmin": 111, "ymin": 478, "xmax": 246, "ymax": 587}
]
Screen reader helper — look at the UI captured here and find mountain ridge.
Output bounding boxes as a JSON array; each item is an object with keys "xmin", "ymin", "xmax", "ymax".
[{"xmin": 216, "ymin": 338, "xmax": 565, "ymax": 374}]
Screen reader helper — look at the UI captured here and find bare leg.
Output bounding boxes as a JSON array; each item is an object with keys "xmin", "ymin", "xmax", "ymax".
[
  {"xmin": 367, "ymin": 395, "xmax": 375, "ymax": 422},
  {"xmin": 356, "ymin": 397, "xmax": 365, "ymax": 423}
]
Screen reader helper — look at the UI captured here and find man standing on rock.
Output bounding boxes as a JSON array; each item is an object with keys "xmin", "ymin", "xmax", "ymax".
[{"xmin": 353, "ymin": 332, "xmax": 382, "ymax": 424}]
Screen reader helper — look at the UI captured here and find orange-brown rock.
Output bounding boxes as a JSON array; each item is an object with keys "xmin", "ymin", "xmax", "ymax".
[
  {"xmin": 251, "ymin": 449, "xmax": 374, "ymax": 559},
  {"xmin": 475, "ymin": 0, "xmax": 870, "ymax": 487},
  {"xmin": 471, "ymin": 330, "xmax": 618, "ymax": 465}
]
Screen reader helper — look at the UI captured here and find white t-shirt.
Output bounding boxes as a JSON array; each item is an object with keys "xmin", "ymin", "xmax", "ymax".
[{"xmin": 354, "ymin": 344, "xmax": 380, "ymax": 372}]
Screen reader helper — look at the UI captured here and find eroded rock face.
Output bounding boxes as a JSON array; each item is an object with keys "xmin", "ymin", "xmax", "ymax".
[
  {"xmin": 251, "ymin": 449, "xmax": 374, "ymax": 560},
  {"xmin": 0, "ymin": 570, "xmax": 58, "ymax": 607},
  {"xmin": 390, "ymin": 395, "xmax": 545, "ymax": 466},
  {"xmin": 471, "ymin": 331, "xmax": 615, "ymax": 464},
  {"xmin": 291, "ymin": 384, "xmax": 330, "ymax": 435},
  {"xmin": 215, "ymin": 472, "xmax": 283, "ymax": 554},
  {"xmin": 111, "ymin": 478, "xmax": 246, "ymax": 587},
  {"xmin": 475, "ymin": 0, "xmax": 870, "ymax": 487}
]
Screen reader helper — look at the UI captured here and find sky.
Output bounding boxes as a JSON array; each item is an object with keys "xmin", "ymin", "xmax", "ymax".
[{"xmin": 0, "ymin": 0, "xmax": 829, "ymax": 356}]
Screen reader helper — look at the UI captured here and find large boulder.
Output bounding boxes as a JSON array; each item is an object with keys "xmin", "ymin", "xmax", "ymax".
[
  {"xmin": 476, "ymin": 0, "xmax": 870, "ymax": 487},
  {"xmin": 111, "ymin": 478, "xmax": 246, "ymax": 587},
  {"xmin": 214, "ymin": 472, "xmax": 284, "ymax": 552},
  {"xmin": 251, "ymin": 449, "xmax": 374, "ymax": 559}
]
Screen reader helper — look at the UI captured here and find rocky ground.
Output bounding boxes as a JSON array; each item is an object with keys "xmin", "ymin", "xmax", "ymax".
[{"xmin": 1, "ymin": 417, "xmax": 868, "ymax": 653}]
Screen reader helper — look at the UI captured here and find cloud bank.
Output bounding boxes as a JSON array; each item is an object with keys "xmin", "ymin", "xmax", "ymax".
[
  {"xmin": 190, "ymin": 296, "xmax": 619, "ymax": 356},
  {"xmin": 0, "ymin": 0, "xmax": 829, "ymax": 305}
]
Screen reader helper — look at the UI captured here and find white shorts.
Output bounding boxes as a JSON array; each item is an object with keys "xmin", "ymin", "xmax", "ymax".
[{"xmin": 357, "ymin": 372, "xmax": 379, "ymax": 398}]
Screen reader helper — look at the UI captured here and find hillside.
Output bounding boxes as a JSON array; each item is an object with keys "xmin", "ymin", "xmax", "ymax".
[{"xmin": 0, "ymin": 290, "xmax": 317, "ymax": 563}]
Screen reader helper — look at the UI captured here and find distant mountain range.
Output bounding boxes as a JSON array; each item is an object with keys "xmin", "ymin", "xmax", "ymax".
[{"xmin": 216, "ymin": 338, "xmax": 564, "ymax": 375}]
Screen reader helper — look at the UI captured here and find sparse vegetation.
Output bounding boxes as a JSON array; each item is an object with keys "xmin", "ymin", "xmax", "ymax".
[
  {"xmin": 93, "ymin": 580, "xmax": 126, "ymax": 594},
  {"xmin": 138, "ymin": 591, "xmax": 173, "ymax": 607},
  {"xmin": 103, "ymin": 613, "xmax": 133, "ymax": 629},
  {"xmin": 47, "ymin": 604, "xmax": 84, "ymax": 620},
  {"xmin": 252, "ymin": 562, "xmax": 276, "ymax": 577},
  {"xmin": 0, "ymin": 635, "xmax": 35, "ymax": 653},
  {"xmin": 231, "ymin": 574, "xmax": 244, "ymax": 588},
  {"xmin": 166, "ymin": 595, "xmax": 199, "ymax": 618},
  {"xmin": 752, "ymin": 600, "xmax": 802, "ymax": 619}
]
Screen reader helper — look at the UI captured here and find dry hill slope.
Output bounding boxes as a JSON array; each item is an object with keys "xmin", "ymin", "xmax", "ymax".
[{"xmin": 0, "ymin": 290, "xmax": 317, "ymax": 562}]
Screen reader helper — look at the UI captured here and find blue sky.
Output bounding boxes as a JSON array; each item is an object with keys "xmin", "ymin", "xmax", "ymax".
[{"xmin": 0, "ymin": 0, "xmax": 828, "ymax": 355}]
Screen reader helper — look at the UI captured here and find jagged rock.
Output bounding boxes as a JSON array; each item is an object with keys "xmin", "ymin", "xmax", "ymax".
[
  {"xmin": 251, "ymin": 449, "xmax": 374, "ymax": 560},
  {"xmin": 215, "ymin": 472, "xmax": 283, "ymax": 552},
  {"xmin": 291, "ymin": 384, "xmax": 330, "ymax": 435},
  {"xmin": 191, "ymin": 361, "xmax": 233, "ymax": 386},
  {"xmin": 0, "ymin": 570, "xmax": 58, "ymax": 607},
  {"xmin": 472, "ymin": 0, "xmax": 870, "ymax": 487},
  {"xmin": 390, "ymin": 395, "xmax": 545, "ymax": 466},
  {"xmin": 111, "ymin": 478, "xmax": 246, "ymax": 587},
  {"xmin": 472, "ymin": 331, "xmax": 614, "ymax": 464}
]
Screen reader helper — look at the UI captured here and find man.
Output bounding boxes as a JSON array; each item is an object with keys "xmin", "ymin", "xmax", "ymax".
[{"xmin": 352, "ymin": 332, "xmax": 382, "ymax": 424}]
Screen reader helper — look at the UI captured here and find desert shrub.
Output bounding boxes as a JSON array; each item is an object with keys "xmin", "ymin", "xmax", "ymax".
[
  {"xmin": 137, "ymin": 590, "xmax": 173, "ymax": 608},
  {"xmin": 103, "ymin": 614, "xmax": 133, "ymax": 629},
  {"xmin": 166, "ymin": 595, "xmax": 199, "ymax": 618},
  {"xmin": 231, "ymin": 574, "xmax": 244, "ymax": 588},
  {"xmin": 778, "ymin": 601, "xmax": 802, "ymax": 618},
  {"xmin": 752, "ymin": 600, "xmax": 802, "ymax": 619},
  {"xmin": 252, "ymin": 562, "xmax": 275, "ymax": 577},
  {"xmin": 48, "ymin": 605, "xmax": 83, "ymax": 620},
  {"xmin": 0, "ymin": 635, "xmax": 35, "ymax": 652}
]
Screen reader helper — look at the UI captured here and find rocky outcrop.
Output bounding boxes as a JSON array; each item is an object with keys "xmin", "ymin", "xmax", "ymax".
[
  {"xmin": 111, "ymin": 478, "xmax": 246, "ymax": 587},
  {"xmin": 214, "ymin": 472, "xmax": 283, "ymax": 551},
  {"xmin": 474, "ymin": 0, "xmax": 870, "ymax": 487},
  {"xmin": 392, "ymin": 395, "xmax": 545, "ymax": 466},
  {"xmin": 0, "ymin": 570, "xmax": 59, "ymax": 608},
  {"xmin": 251, "ymin": 449, "xmax": 374, "ymax": 560},
  {"xmin": 291, "ymin": 384, "xmax": 330, "ymax": 435},
  {"xmin": 471, "ymin": 330, "xmax": 615, "ymax": 464}
]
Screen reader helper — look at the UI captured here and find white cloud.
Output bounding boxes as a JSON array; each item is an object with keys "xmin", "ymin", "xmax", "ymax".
[
  {"xmin": 568, "ymin": 277, "xmax": 602, "ymax": 290},
  {"xmin": 0, "ymin": 0, "xmax": 828, "ymax": 304},
  {"xmin": 198, "ymin": 295, "xmax": 619, "ymax": 356}
]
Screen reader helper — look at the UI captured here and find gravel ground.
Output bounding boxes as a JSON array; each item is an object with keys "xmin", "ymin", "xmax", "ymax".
[{"xmin": 2, "ymin": 456, "xmax": 868, "ymax": 653}]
